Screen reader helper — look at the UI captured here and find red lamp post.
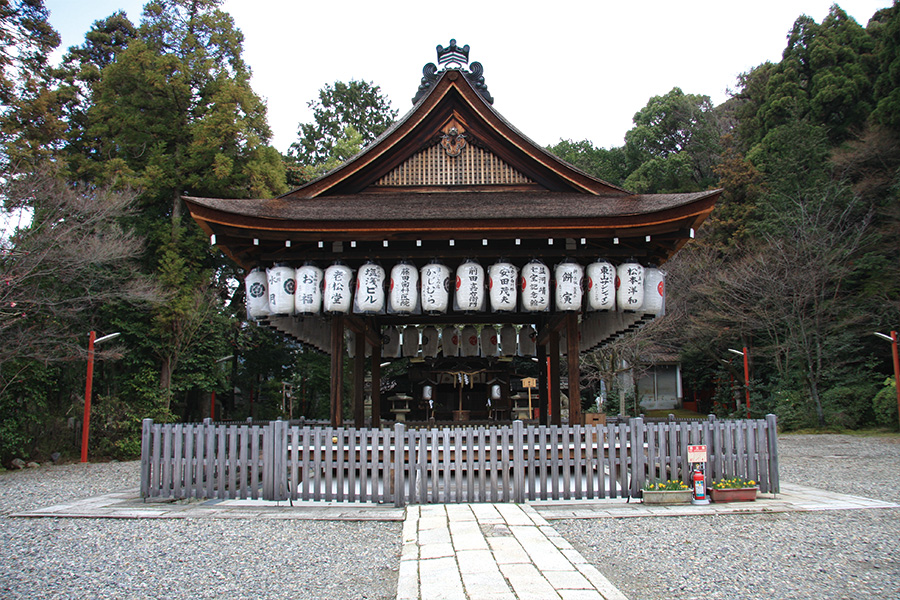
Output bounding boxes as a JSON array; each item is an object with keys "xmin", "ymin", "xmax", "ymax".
[
  {"xmin": 874, "ymin": 331, "xmax": 900, "ymax": 426},
  {"xmin": 729, "ymin": 347, "xmax": 751, "ymax": 419},
  {"xmin": 81, "ymin": 331, "xmax": 120, "ymax": 463}
]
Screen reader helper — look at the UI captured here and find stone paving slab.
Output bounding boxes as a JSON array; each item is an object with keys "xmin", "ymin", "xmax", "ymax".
[
  {"xmin": 531, "ymin": 483, "xmax": 899, "ymax": 520},
  {"xmin": 9, "ymin": 488, "xmax": 405, "ymax": 521}
]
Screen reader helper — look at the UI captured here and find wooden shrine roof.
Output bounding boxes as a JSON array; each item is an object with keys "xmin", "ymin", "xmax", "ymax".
[{"xmin": 186, "ymin": 63, "xmax": 720, "ymax": 271}]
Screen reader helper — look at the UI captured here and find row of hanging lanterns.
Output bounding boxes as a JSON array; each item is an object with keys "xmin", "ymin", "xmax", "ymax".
[
  {"xmin": 348, "ymin": 324, "xmax": 539, "ymax": 359},
  {"xmin": 246, "ymin": 259, "xmax": 664, "ymax": 319}
]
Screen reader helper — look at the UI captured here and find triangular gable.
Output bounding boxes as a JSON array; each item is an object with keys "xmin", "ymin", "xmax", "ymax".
[{"xmin": 282, "ymin": 69, "xmax": 628, "ymax": 199}]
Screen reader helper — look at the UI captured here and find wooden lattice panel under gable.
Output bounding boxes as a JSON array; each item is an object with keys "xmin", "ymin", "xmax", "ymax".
[{"xmin": 374, "ymin": 141, "xmax": 534, "ymax": 187}]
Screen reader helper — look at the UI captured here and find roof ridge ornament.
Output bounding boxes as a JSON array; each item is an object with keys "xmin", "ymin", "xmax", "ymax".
[
  {"xmin": 437, "ymin": 39, "xmax": 470, "ymax": 69},
  {"xmin": 413, "ymin": 39, "xmax": 494, "ymax": 106}
]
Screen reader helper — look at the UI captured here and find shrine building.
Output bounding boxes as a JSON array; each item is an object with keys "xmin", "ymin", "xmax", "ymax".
[{"xmin": 185, "ymin": 40, "xmax": 720, "ymax": 428}]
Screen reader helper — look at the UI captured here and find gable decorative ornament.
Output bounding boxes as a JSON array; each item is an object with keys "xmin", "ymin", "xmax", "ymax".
[
  {"xmin": 441, "ymin": 126, "xmax": 467, "ymax": 157},
  {"xmin": 413, "ymin": 39, "xmax": 493, "ymax": 105}
]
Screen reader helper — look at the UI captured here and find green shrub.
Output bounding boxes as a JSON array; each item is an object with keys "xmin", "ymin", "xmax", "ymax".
[
  {"xmin": 821, "ymin": 383, "xmax": 878, "ymax": 429},
  {"xmin": 873, "ymin": 377, "xmax": 899, "ymax": 429}
]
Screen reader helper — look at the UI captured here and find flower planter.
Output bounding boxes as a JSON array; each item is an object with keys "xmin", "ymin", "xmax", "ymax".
[
  {"xmin": 642, "ymin": 490, "xmax": 693, "ymax": 505},
  {"xmin": 710, "ymin": 487, "xmax": 758, "ymax": 503}
]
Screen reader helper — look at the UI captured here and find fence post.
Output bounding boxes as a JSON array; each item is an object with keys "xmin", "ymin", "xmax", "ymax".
[
  {"xmin": 766, "ymin": 414, "xmax": 780, "ymax": 493},
  {"xmin": 512, "ymin": 420, "xmax": 525, "ymax": 503},
  {"xmin": 140, "ymin": 418, "xmax": 153, "ymax": 499},
  {"xmin": 394, "ymin": 422, "xmax": 406, "ymax": 508},
  {"xmin": 629, "ymin": 417, "xmax": 645, "ymax": 497},
  {"xmin": 273, "ymin": 419, "xmax": 287, "ymax": 501},
  {"xmin": 262, "ymin": 421, "xmax": 273, "ymax": 500}
]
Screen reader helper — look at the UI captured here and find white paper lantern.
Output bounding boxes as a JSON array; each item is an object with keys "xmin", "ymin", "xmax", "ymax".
[
  {"xmin": 461, "ymin": 325, "xmax": 480, "ymax": 357},
  {"xmin": 481, "ymin": 327, "xmax": 499, "ymax": 357},
  {"xmin": 518, "ymin": 324, "xmax": 537, "ymax": 356},
  {"xmin": 455, "ymin": 260, "xmax": 485, "ymax": 312},
  {"xmin": 642, "ymin": 268, "xmax": 666, "ymax": 316},
  {"xmin": 354, "ymin": 261, "xmax": 386, "ymax": 313},
  {"xmin": 555, "ymin": 260, "xmax": 584, "ymax": 311},
  {"xmin": 294, "ymin": 263, "xmax": 323, "ymax": 315},
  {"xmin": 521, "ymin": 260, "xmax": 550, "ymax": 312},
  {"xmin": 441, "ymin": 326, "xmax": 459, "ymax": 357},
  {"xmin": 389, "ymin": 262, "xmax": 419, "ymax": 313},
  {"xmin": 421, "ymin": 262, "xmax": 451, "ymax": 314},
  {"xmin": 586, "ymin": 260, "xmax": 616, "ymax": 311},
  {"xmin": 616, "ymin": 262, "xmax": 644, "ymax": 312},
  {"xmin": 382, "ymin": 326, "xmax": 401, "ymax": 358},
  {"xmin": 500, "ymin": 324, "xmax": 518, "ymax": 356},
  {"xmin": 402, "ymin": 326, "xmax": 419, "ymax": 358},
  {"xmin": 267, "ymin": 264, "xmax": 295, "ymax": 315},
  {"xmin": 421, "ymin": 326, "xmax": 440, "ymax": 358},
  {"xmin": 488, "ymin": 261, "xmax": 518, "ymax": 312},
  {"xmin": 422, "ymin": 385, "xmax": 433, "ymax": 401},
  {"xmin": 491, "ymin": 384, "xmax": 502, "ymax": 401},
  {"xmin": 245, "ymin": 267, "xmax": 270, "ymax": 319},
  {"xmin": 323, "ymin": 263, "xmax": 353, "ymax": 313}
]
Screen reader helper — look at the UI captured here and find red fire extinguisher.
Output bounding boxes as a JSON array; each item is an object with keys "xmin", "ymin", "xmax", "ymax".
[{"xmin": 692, "ymin": 465, "xmax": 707, "ymax": 501}]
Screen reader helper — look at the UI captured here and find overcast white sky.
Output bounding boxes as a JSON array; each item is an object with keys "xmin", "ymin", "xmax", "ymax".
[{"xmin": 42, "ymin": 0, "xmax": 895, "ymax": 153}]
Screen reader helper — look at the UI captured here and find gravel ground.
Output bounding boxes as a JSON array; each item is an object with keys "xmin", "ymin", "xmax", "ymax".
[
  {"xmin": 554, "ymin": 434, "xmax": 900, "ymax": 600},
  {"xmin": 2, "ymin": 434, "xmax": 898, "ymax": 599},
  {"xmin": 0, "ymin": 461, "xmax": 400, "ymax": 599}
]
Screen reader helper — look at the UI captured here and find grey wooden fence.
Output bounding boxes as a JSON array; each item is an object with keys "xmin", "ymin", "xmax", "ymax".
[{"xmin": 141, "ymin": 415, "xmax": 779, "ymax": 506}]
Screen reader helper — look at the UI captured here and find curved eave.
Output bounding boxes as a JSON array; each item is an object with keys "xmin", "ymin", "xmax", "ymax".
[
  {"xmin": 186, "ymin": 189, "xmax": 718, "ymax": 272},
  {"xmin": 281, "ymin": 69, "xmax": 629, "ymax": 199}
]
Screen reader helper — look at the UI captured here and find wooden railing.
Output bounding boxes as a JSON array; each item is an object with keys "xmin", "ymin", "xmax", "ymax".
[{"xmin": 141, "ymin": 415, "xmax": 779, "ymax": 506}]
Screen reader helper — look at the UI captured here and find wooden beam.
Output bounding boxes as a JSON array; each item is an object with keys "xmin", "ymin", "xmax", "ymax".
[
  {"xmin": 566, "ymin": 312, "xmax": 581, "ymax": 426},
  {"xmin": 536, "ymin": 342, "xmax": 547, "ymax": 426},
  {"xmin": 330, "ymin": 315, "xmax": 344, "ymax": 427},
  {"xmin": 371, "ymin": 340, "xmax": 381, "ymax": 428},
  {"xmin": 353, "ymin": 328, "xmax": 366, "ymax": 427},
  {"xmin": 537, "ymin": 314, "xmax": 567, "ymax": 347},
  {"xmin": 345, "ymin": 315, "xmax": 382, "ymax": 347},
  {"xmin": 549, "ymin": 329, "xmax": 561, "ymax": 426}
]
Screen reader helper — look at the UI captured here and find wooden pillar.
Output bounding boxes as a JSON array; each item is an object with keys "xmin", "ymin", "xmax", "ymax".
[
  {"xmin": 536, "ymin": 342, "xmax": 547, "ymax": 425},
  {"xmin": 353, "ymin": 329, "xmax": 366, "ymax": 427},
  {"xmin": 566, "ymin": 312, "xmax": 581, "ymax": 425},
  {"xmin": 330, "ymin": 314, "xmax": 344, "ymax": 427},
  {"xmin": 549, "ymin": 328, "xmax": 561, "ymax": 426},
  {"xmin": 371, "ymin": 336, "xmax": 381, "ymax": 428}
]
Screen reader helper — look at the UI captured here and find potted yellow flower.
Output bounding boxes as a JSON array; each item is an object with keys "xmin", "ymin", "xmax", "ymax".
[
  {"xmin": 642, "ymin": 479, "xmax": 692, "ymax": 504},
  {"xmin": 709, "ymin": 476, "xmax": 758, "ymax": 502}
]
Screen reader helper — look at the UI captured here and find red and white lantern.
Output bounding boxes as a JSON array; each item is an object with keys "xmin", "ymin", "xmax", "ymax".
[
  {"xmin": 500, "ymin": 324, "xmax": 518, "ymax": 356},
  {"xmin": 586, "ymin": 260, "xmax": 616, "ymax": 311},
  {"xmin": 323, "ymin": 263, "xmax": 353, "ymax": 313},
  {"xmin": 518, "ymin": 324, "xmax": 537, "ymax": 356},
  {"xmin": 295, "ymin": 263, "xmax": 323, "ymax": 315},
  {"xmin": 421, "ymin": 326, "xmax": 440, "ymax": 358},
  {"xmin": 616, "ymin": 262, "xmax": 644, "ymax": 312},
  {"xmin": 555, "ymin": 260, "xmax": 584, "ymax": 311},
  {"xmin": 382, "ymin": 325, "xmax": 401, "ymax": 358},
  {"xmin": 441, "ymin": 326, "xmax": 460, "ymax": 357},
  {"xmin": 461, "ymin": 325, "xmax": 480, "ymax": 357},
  {"xmin": 267, "ymin": 263, "xmax": 295, "ymax": 315},
  {"xmin": 421, "ymin": 262, "xmax": 451, "ymax": 314},
  {"xmin": 642, "ymin": 268, "xmax": 666, "ymax": 316},
  {"xmin": 355, "ymin": 261, "xmax": 385, "ymax": 313},
  {"xmin": 245, "ymin": 267, "xmax": 270, "ymax": 319},
  {"xmin": 488, "ymin": 261, "xmax": 518, "ymax": 312},
  {"xmin": 521, "ymin": 260, "xmax": 550, "ymax": 312},
  {"xmin": 481, "ymin": 326, "xmax": 499, "ymax": 357},
  {"xmin": 455, "ymin": 259, "xmax": 485, "ymax": 312},
  {"xmin": 402, "ymin": 326, "xmax": 419, "ymax": 358},
  {"xmin": 389, "ymin": 261, "xmax": 418, "ymax": 313}
]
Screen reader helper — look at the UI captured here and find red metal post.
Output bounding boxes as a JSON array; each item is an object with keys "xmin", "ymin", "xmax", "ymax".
[
  {"xmin": 892, "ymin": 331, "xmax": 900, "ymax": 427},
  {"xmin": 81, "ymin": 330, "xmax": 96, "ymax": 463},
  {"xmin": 210, "ymin": 391, "xmax": 216, "ymax": 421},
  {"xmin": 743, "ymin": 346, "xmax": 751, "ymax": 419}
]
